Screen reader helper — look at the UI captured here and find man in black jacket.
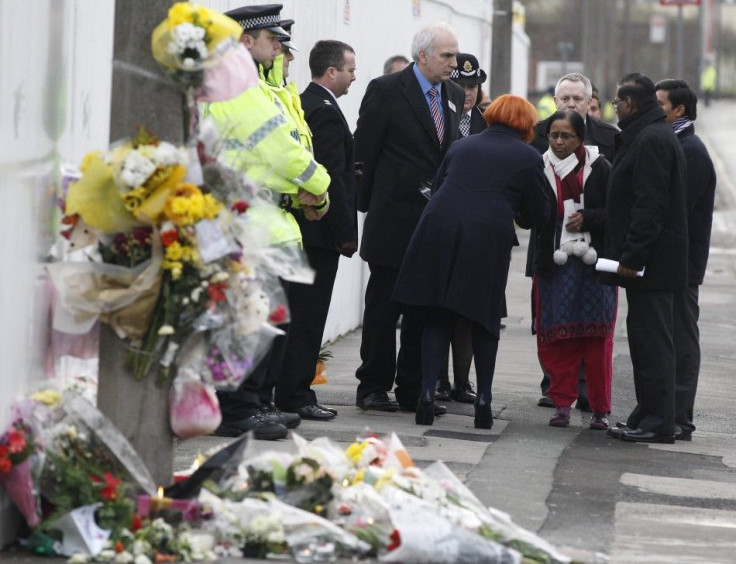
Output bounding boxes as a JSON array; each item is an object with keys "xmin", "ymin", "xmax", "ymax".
[
  {"xmin": 604, "ymin": 73, "xmax": 688, "ymax": 444},
  {"xmin": 274, "ymin": 40, "xmax": 358, "ymax": 421},
  {"xmin": 655, "ymin": 79, "xmax": 716, "ymax": 441},
  {"xmin": 354, "ymin": 22, "xmax": 465, "ymax": 412},
  {"xmin": 530, "ymin": 72, "xmax": 619, "ymax": 410}
]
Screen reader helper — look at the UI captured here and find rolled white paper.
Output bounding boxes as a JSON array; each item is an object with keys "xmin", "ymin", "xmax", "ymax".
[{"xmin": 595, "ymin": 258, "xmax": 645, "ymax": 277}]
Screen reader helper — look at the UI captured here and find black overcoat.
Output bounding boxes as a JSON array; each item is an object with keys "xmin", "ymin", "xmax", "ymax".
[
  {"xmin": 600, "ymin": 106, "xmax": 688, "ymax": 290},
  {"xmin": 392, "ymin": 125, "xmax": 549, "ymax": 336},
  {"xmin": 528, "ymin": 151, "xmax": 611, "ymax": 278},
  {"xmin": 678, "ymin": 124, "xmax": 716, "ymax": 286},
  {"xmin": 468, "ymin": 105, "xmax": 487, "ymax": 135},
  {"xmin": 354, "ymin": 63, "xmax": 465, "ymax": 269},
  {"xmin": 298, "ymin": 82, "xmax": 356, "ymax": 250}
]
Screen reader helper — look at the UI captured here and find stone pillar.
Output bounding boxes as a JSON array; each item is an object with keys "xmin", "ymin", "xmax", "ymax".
[{"xmin": 97, "ymin": 0, "xmax": 185, "ymax": 487}]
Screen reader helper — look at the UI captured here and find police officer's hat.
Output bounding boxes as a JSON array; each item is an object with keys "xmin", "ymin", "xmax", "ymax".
[
  {"xmin": 278, "ymin": 18, "xmax": 299, "ymax": 52},
  {"xmin": 450, "ymin": 53, "xmax": 487, "ymax": 85},
  {"xmin": 225, "ymin": 4, "xmax": 289, "ymax": 36}
]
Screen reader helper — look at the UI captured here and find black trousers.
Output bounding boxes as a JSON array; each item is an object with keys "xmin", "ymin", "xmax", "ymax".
[
  {"xmin": 216, "ymin": 280, "xmax": 290, "ymax": 421},
  {"xmin": 355, "ymin": 264, "xmax": 422, "ymax": 407},
  {"xmin": 624, "ymin": 287, "xmax": 676, "ymax": 435},
  {"xmin": 673, "ymin": 285, "xmax": 700, "ymax": 432},
  {"xmin": 275, "ymin": 247, "xmax": 340, "ymax": 411}
]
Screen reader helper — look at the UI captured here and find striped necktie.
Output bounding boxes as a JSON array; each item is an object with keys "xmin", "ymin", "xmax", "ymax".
[{"xmin": 429, "ymin": 86, "xmax": 445, "ymax": 145}]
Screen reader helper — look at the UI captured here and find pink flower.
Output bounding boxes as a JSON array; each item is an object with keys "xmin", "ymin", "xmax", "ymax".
[
  {"xmin": 7, "ymin": 432, "xmax": 26, "ymax": 454},
  {"xmin": 269, "ymin": 305, "xmax": 288, "ymax": 324}
]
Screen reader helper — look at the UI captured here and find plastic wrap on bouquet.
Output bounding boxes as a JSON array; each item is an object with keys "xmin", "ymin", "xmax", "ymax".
[
  {"xmin": 194, "ymin": 44, "xmax": 259, "ymax": 102},
  {"xmin": 53, "ymin": 504, "xmax": 110, "ymax": 557},
  {"xmin": 169, "ymin": 371, "xmax": 222, "ymax": 439},
  {"xmin": 46, "ymin": 237, "xmax": 163, "ymax": 340},
  {"xmin": 379, "ymin": 487, "xmax": 521, "ymax": 564},
  {"xmin": 44, "ymin": 394, "xmax": 157, "ymax": 496},
  {"xmin": 0, "ymin": 459, "xmax": 41, "ymax": 528},
  {"xmin": 231, "ymin": 193, "xmax": 315, "ymax": 285},
  {"xmin": 423, "ymin": 461, "xmax": 571, "ymax": 564}
]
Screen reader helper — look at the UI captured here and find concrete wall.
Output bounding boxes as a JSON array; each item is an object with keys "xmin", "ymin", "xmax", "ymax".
[{"xmin": 0, "ymin": 0, "xmax": 115, "ymax": 546}]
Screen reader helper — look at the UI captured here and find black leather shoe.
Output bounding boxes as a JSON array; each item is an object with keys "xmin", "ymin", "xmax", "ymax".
[
  {"xmin": 260, "ymin": 404, "xmax": 301, "ymax": 429},
  {"xmin": 620, "ymin": 428, "xmax": 675, "ymax": 444},
  {"xmin": 356, "ymin": 392, "xmax": 399, "ymax": 412},
  {"xmin": 295, "ymin": 404, "xmax": 336, "ymax": 421},
  {"xmin": 606, "ymin": 427, "xmax": 626, "ymax": 439},
  {"xmin": 435, "ymin": 381, "xmax": 452, "ymax": 402},
  {"xmin": 575, "ymin": 397, "xmax": 592, "ymax": 413},
  {"xmin": 400, "ymin": 402, "xmax": 447, "ymax": 416},
  {"xmin": 315, "ymin": 403, "xmax": 338, "ymax": 416},
  {"xmin": 213, "ymin": 414, "xmax": 288, "ymax": 440},
  {"xmin": 616, "ymin": 421, "xmax": 630, "ymax": 429},
  {"xmin": 537, "ymin": 395, "xmax": 554, "ymax": 408},
  {"xmin": 474, "ymin": 394, "xmax": 493, "ymax": 429},
  {"xmin": 452, "ymin": 380, "xmax": 477, "ymax": 404},
  {"xmin": 415, "ymin": 391, "xmax": 435, "ymax": 426},
  {"xmin": 675, "ymin": 426, "xmax": 693, "ymax": 441}
]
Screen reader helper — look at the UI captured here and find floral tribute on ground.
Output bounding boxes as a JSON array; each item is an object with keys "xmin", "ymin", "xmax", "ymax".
[{"xmin": 8, "ymin": 391, "xmax": 570, "ymax": 563}]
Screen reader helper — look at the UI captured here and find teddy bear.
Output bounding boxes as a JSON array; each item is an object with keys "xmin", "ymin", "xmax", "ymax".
[{"xmin": 553, "ymin": 198, "xmax": 597, "ymax": 266}]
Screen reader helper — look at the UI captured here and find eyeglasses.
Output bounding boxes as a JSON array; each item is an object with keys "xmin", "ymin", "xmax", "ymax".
[
  {"xmin": 547, "ymin": 132, "xmax": 578, "ymax": 141},
  {"xmin": 612, "ymin": 98, "xmax": 626, "ymax": 108}
]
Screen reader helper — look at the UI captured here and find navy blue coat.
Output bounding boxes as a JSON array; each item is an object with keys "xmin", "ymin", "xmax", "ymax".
[
  {"xmin": 392, "ymin": 125, "xmax": 549, "ymax": 336},
  {"xmin": 678, "ymin": 124, "xmax": 716, "ymax": 286},
  {"xmin": 600, "ymin": 106, "xmax": 688, "ymax": 290}
]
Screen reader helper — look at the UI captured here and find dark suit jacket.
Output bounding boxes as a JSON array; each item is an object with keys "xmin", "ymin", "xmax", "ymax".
[
  {"xmin": 531, "ymin": 115, "xmax": 619, "ymax": 161},
  {"xmin": 355, "ymin": 63, "xmax": 465, "ymax": 269},
  {"xmin": 298, "ymin": 82, "xmax": 356, "ymax": 251},
  {"xmin": 678, "ymin": 124, "xmax": 716, "ymax": 286},
  {"xmin": 601, "ymin": 106, "xmax": 688, "ymax": 290},
  {"xmin": 468, "ymin": 106, "xmax": 487, "ymax": 135}
]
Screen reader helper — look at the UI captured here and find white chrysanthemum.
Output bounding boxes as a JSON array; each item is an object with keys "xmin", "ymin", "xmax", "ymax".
[
  {"xmin": 120, "ymin": 150, "xmax": 156, "ymax": 187},
  {"xmin": 153, "ymin": 141, "xmax": 188, "ymax": 166},
  {"xmin": 114, "ymin": 551, "xmax": 134, "ymax": 564},
  {"xmin": 168, "ymin": 23, "xmax": 208, "ymax": 64},
  {"xmin": 133, "ymin": 555, "xmax": 152, "ymax": 564}
]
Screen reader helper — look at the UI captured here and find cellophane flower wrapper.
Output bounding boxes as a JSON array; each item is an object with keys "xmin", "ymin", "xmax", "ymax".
[
  {"xmin": 40, "ymin": 393, "xmax": 157, "ymax": 497},
  {"xmin": 422, "ymin": 461, "xmax": 571, "ymax": 564},
  {"xmin": 46, "ymin": 236, "xmax": 163, "ymax": 340},
  {"xmin": 0, "ymin": 460, "xmax": 41, "ymax": 528},
  {"xmin": 378, "ymin": 486, "xmax": 521, "ymax": 564},
  {"xmin": 194, "ymin": 43, "xmax": 260, "ymax": 103},
  {"xmin": 151, "ymin": 2, "xmax": 243, "ymax": 86},
  {"xmin": 169, "ymin": 370, "xmax": 221, "ymax": 439},
  {"xmin": 230, "ymin": 193, "xmax": 315, "ymax": 285}
]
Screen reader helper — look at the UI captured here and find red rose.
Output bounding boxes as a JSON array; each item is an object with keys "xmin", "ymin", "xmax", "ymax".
[
  {"xmin": 388, "ymin": 529, "xmax": 401, "ymax": 551},
  {"xmin": 100, "ymin": 472, "xmax": 121, "ymax": 501},
  {"xmin": 7, "ymin": 431, "xmax": 26, "ymax": 454},
  {"xmin": 231, "ymin": 200, "xmax": 249, "ymax": 214},
  {"xmin": 269, "ymin": 305, "xmax": 288, "ymax": 324},
  {"xmin": 161, "ymin": 230, "xmax": 179, "ymax": 247},
  {"xmin": 207, "ymin": 282, "xmax": 228, "ymax": 303},
  {"xmin": 0, "ymin": 457, "xmax": 11, "ymax": 474}
]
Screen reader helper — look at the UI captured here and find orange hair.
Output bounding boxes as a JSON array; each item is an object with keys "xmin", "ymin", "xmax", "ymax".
[{"xmin": 483, "ymin": 94, "xmax": 538, "ymax": 143}]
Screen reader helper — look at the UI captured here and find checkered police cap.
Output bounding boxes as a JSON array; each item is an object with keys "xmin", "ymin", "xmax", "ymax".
[{"xmin": 225, "ymin": 4, "xmax": 288, "ymax": 35}]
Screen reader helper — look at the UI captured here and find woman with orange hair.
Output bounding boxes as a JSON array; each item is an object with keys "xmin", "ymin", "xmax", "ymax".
[{"xmin": 393, "ymin": 94, "xmax": 549, "ymax": 429}]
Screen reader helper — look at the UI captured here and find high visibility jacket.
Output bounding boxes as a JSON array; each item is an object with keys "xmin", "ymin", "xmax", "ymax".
[
  {"xmin": 266, "ymin": 55, "xmax": 314, "ymax": 154},
  {"xmin": 701, "ymin": 65, "xmax": 716, "ymax": 92},
  {"xmin": 536, "ymin": 94, "xmax": 556, "ymax": 120},
  {"xmin": 204, "ymin": 64, "xmax": 329, "ymax": 246}
]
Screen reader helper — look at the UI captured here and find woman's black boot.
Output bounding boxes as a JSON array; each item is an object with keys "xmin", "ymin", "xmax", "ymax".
[
  {"xmin": 415, "ymin": 390, "xmax": 435, "ymax": 426},
  {"xmin": 474, "ymin": 394, "xmax": 493, "ymax": 429}
]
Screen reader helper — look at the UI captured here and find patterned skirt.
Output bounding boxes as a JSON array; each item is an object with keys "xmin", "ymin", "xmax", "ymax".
[{"xmin": 534, "ymin": 255, "xmax": 617, "ymax": 345}]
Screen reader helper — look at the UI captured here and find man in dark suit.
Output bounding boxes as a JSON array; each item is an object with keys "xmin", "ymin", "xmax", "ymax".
[
  {"xmin": 354, "ymin": 22, "xmax": 465, "ymax": 412},
  {"xmin": 274, "ymin": 40, "xmax": 358, "ymax": 421},
  {"xmin": 655, "ymin": 79, "xmax": 716, "ymax": 441},
  {"xmin": 603, "ymin": 73, "xmax": 688, "ymax": 444},
  {"xmin": 528, "ymin": 72, "xmax": 619, "ymax": 411}
]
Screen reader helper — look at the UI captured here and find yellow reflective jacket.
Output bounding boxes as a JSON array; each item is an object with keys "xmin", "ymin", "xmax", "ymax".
[
  {"xmin": 204, "ymin": 62, "xmax": 329, "ymax": 245},
  {"xmin": 266, "ymin": 55, "xmax": 314, "ymax": 153}
]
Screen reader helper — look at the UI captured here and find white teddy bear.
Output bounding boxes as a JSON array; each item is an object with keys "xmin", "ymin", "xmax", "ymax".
[{"xmin": 553, "ymin": 198, "xmax": 598, "ymax": 266}]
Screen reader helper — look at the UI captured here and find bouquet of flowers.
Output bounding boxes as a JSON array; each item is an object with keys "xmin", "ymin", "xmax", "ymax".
[{"xmin": 0, "ymin": 419, "xmax": 41, "ymax": 527}]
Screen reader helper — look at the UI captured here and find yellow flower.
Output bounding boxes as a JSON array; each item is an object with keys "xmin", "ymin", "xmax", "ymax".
[
  {"xmin": 202, "ymin": 194, "xmax": 223, "ymax": 219},
  {"xmin": 158, "ymin": 325, "xmax": 175, "ymax": 336},
  {"xmin": 122, "ymin": 186, "xmax": 147, "ymax": 212},
  {"xmin": 352, "ymin": 468, "xmax": 365, "ymax": 484},
  {"xmin": 168, "ymin": 2, "xmax": 212, "ymax": 28},
  {"xmin": 165, "ymin": 241, "xmax": 184, "ymax": 261},
  {"xmin": 32, "ymin": 389, "xmax": 62, "ymax": 407},
  {"xmin": 346, "ymin": 441, "xmax": 367, "ymax": 465}
]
